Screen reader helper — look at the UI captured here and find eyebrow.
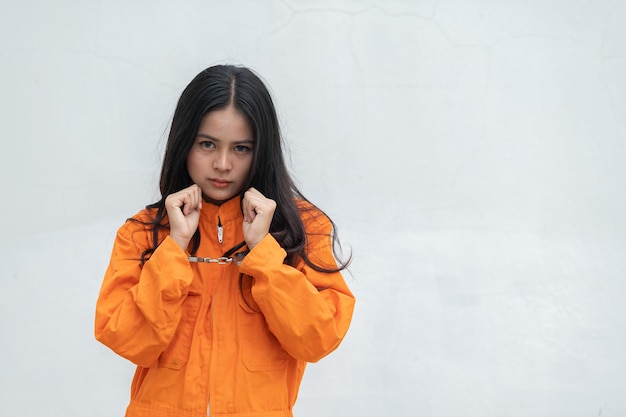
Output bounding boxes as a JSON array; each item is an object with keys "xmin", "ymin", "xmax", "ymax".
[{"xmin": 196, "ymin": 133, "xmax": 254, "ymax": 144}]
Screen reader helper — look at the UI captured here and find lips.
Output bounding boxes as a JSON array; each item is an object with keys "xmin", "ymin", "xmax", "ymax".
[{"xmin": 209, "ymin": 179, "xmax": 231, "ymax": 188}]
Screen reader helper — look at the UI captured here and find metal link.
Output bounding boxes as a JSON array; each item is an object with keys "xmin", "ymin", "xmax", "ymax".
[
  {"xmin": 188, "ymin": 256, "xmax": 231, "ymax": 264},
  {"xmin": 232, "ymin": 252, "xmax": 247, "ymax": 265},
  {"xmin": 188, "ymin": 251, "xmax": 249, "ymax": 266}
]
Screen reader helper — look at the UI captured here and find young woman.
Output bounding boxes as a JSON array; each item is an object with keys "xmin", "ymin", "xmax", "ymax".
[{"xmin": 95, "ymin": 65, "xmax": 355, "ymax": 417}]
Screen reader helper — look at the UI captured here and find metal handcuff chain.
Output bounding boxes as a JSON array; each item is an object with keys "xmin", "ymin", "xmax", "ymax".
[
  {"xmin": 188, "ymin": 240, "xmax": 249, "ymax": 266},
  {"xmin": 188, "ymin": 252, "xmax": 248, "ymax": 266}
]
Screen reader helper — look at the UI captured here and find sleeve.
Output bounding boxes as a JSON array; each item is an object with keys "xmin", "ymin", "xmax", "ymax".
[
  {"xmin": 238, "ymin": 210, "xmax": 355, "ymax": 363},
  {"xmin": 94, "ymin": 221, "xmax": 194, "ymax": 368}
]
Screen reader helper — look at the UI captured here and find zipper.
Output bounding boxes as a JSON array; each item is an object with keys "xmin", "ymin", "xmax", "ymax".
[{"xmin": 217, "ymin": 217, "xmax": 223, "ymax": 244}]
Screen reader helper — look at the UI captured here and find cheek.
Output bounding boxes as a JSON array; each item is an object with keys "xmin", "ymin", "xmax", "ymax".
[
  {"xmin": 242, "ymin": 155, "xmax": 254, "ymax": 176},
  {"xmin": 186, "ymin": 151, "xmax": 203, "ymax": 176}
]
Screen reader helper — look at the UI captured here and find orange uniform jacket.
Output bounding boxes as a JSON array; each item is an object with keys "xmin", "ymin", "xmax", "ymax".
[{"xmin": 95, "ymin": 196, "xmax": 355, "ymax": 417}]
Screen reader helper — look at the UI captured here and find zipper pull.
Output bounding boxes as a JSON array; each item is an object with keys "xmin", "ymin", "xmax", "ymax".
[{"xmin": 217, "ymin": 218, "xmax": 223, "ymax": 244}]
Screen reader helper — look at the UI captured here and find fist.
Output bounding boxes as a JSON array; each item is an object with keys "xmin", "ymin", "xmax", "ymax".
[
  {"xmin": 165, "ymin": 184, "xmax": 203, "ymax": 250},
  {"xmin": 242, "ymin": 187, "xmax": 276, "ymax": 249}
]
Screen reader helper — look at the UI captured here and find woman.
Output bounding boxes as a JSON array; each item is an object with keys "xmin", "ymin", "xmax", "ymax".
[{"xmin": 95, "ymin": 64, "xmax": 355, "ymax": 417}]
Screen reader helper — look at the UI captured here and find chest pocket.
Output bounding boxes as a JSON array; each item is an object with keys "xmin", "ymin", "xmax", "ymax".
[
  {"xmin": 158, "ymin": 290, "xmax": 202, "ymax": 370},
  {"xmin": 237, "ymin": 275, "xmax": 290, "ymax": 372}
]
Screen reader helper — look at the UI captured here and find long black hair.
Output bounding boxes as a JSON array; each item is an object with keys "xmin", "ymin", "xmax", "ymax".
[{"xmin": 136, "ymin": 64, "xmax": 350, "ymax": 272}]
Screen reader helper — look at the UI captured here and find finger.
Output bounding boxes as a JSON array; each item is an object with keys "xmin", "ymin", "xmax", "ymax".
[
  {"xmin": 182, "ymin": 191, "xmax": 192, "ymax": 215},
  {"xmin": 243, "ymin": 199, "xmax": 257, "ymax": 223},
  {"xmin": 184, "ymin": 185, "xmax": 203, "ymax": 215},
  {"xmin": 190, "ymin": 186, "xmax": 200, "ymax": 212},
  {"xmin": 193, "ymin": 185, "xmax": 203, "ymax": 211}
]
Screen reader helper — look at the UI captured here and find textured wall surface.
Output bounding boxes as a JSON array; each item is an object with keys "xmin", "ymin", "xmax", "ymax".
[{"xmin": 1, "ymin": 1, "xmax": 625, "ymax": 416}]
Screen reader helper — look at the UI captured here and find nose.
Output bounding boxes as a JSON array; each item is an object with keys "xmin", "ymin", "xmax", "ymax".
[{"xmin": 213, "ymin": 150, "xmax": 232, "ymax": 172}]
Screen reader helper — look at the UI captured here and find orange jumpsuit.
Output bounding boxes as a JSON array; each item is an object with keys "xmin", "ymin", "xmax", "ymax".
[{"xmin": 95, "ymin": 196, "xmax": 355, "ymax": 417}]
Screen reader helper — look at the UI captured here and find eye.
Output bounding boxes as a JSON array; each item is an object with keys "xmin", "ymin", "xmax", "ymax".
[
  {"xmin": 234, "ymin": 145, "xmax": 252, "ymax": 153},
  {"xmin": 199, "ymin": 141, "xmax": 215, "ymax": 149}
]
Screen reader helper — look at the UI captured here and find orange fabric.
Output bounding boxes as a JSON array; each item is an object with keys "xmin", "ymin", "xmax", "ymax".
[{"xmin": 95, "ymin": 196, "xmax": 355, "ymax": 417}]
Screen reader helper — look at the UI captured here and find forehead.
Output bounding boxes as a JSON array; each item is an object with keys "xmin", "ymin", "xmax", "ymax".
[{"xmin": 198, "ymin": 106, "xmax": 253, "ymax": 140}]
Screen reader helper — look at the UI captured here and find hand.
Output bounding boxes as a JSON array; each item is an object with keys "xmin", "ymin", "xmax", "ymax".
[
  {"xmin": 165, "ymin": 184, "xmax": 203, "ymax": 250},
  {"xmin": 242, "ymin": 187, "xmax": 276, "ymax": 250}
]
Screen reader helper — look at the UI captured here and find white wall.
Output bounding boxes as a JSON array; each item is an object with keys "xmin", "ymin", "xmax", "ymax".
[{"xmin": 1, "ymin": 1, "xmax": 625, "ymax": 416}]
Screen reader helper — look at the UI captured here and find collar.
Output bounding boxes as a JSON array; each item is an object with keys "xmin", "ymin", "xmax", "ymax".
[{"xmin": 199, "ymin": 195, "xmax": 242, "ymax": 224}]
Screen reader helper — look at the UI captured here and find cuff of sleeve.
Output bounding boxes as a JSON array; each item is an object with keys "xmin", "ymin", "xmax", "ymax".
[
  {"xmin": 147, "ymin": 235, "xmax": 194, "ymax": 301},
  {"xmin": 239, "ymin": 233, "xmax": 287, "ymax": 276}
]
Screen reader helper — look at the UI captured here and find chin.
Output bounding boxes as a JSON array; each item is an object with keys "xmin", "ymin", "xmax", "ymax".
[{"xmin": 202, "ymin": 192, "xmax": 235, "ymax": 205}]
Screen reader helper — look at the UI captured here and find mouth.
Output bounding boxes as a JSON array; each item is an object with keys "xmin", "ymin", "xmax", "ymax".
[{"xmin": 209, "ymin": 178, "xmax": 232, "ymax": 188}]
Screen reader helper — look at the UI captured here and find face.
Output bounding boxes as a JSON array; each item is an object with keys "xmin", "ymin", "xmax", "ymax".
[{"xmin": 187, "ymin": 106, "xmax": 254, "ymax": 205}]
